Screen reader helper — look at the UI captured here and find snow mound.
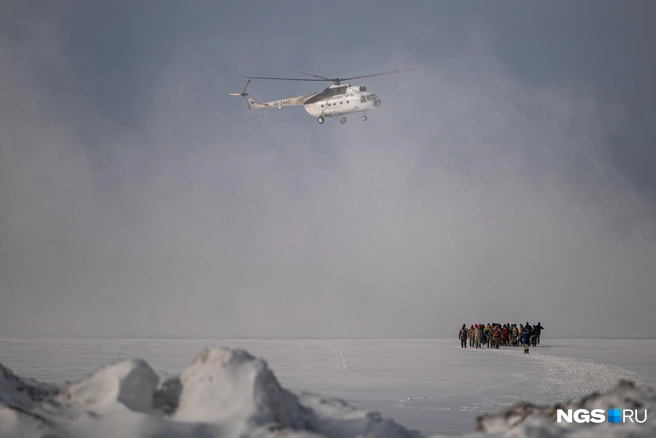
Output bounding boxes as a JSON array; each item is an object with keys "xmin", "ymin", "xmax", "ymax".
[
  {"xmin": 61, "ymin": 359, "xmax": 159, "ymax": 413},
  {"xmin": 0, "ymin": 347, "xmax": 421, "ymax": 438},
  {"xmin": 174, "ymin": 348, "xmax": 310, "ymax": 426},
  {"xmin": 470, "ymin": 380, "xmax": 656, "ymax": 438},
  {"xmin": 0, "ymin": 361, "xmax": 60, "ymax": 438}
]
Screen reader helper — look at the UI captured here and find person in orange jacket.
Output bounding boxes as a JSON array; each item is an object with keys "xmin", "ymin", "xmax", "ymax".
[
  {"xmin": 468, "ymin": 325, "xmax": 474, "ymax": 347},
  {"xmin": 492, "ymin": 326, "xmax": 501, "ymax": 349}
]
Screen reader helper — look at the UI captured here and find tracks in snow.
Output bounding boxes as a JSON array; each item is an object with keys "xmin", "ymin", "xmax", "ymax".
[
  {"xmin": 287, "ymin": 343, "xmax": 351, "ymax": 379},
  {"xmin": 479, "ymin": 345, "xmax": 642, "ymax": 407},
  {"xmin": 334, "ymin": 350, "xmax": 349, "ymax": 372}
]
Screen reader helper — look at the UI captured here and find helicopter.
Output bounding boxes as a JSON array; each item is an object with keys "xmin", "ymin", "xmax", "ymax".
[{"xmin": 230, "ymin": 67, "xmax": 414, "ymax": 124}]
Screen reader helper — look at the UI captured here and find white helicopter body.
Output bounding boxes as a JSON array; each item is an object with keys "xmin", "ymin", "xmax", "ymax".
[{"xmin": 230, "ymin": 68, "xmax": 411, "ymax": 124}]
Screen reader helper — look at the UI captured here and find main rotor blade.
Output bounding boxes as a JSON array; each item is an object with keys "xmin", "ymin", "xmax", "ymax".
[
  {"xmin": 244, "ymin": 76, "xmax": 328, "ymax": 82},
  {"xmin": 300, "ymin": 71, "xmax": 332, "ymax": 80},
  {"xmin": 229, "ymin": 93, "xmax": 241, "ymax": 96},
  {"xmin": 340, "ymin": 67, "xmax": 415, "ymax": 81},
  {"xmin": 245, "ymin": 67, "xmax": 415, "ymax": 84},
  {"xmin": 243, "ymin": 79, "xmax": 251, "ymax": 93}
]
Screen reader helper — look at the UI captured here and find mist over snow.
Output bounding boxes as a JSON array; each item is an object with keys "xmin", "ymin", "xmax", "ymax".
[{"xmin": 1, "ymin": 2, "xmax": 655, "ymax": 338}]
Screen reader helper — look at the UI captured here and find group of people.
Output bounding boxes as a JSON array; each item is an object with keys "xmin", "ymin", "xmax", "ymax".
[{"xmin": 458, "ymin": 322, "xmax": 544, "ymax": 353}]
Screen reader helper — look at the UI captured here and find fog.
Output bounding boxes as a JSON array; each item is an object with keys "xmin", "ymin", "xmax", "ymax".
[{"xmin": 1, "ymin": 2, "xmax": 655, "ymax": 338}]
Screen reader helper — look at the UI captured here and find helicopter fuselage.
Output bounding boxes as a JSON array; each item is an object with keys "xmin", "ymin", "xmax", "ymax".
[
  {"xmin": 302, "ymin": 84, "xmax": 381, "ymax": 118},
  {"xmin": 245, "ymin": 84, "xmax": 381, "ymax": 124}
]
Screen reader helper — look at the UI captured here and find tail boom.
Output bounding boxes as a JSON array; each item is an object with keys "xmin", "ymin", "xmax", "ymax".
[
  {"xmin": 230, "ymin": 79, "xmax": 316, "ymax": 110},
  {"xmin": 246, "ymin": 93, "xmax": 315, "ymax": 110}
]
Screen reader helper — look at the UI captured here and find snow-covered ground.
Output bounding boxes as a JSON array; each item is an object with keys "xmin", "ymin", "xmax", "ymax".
[{"xmin": 1, "ymin": 338, "xmax": 655, "ymax": 436}]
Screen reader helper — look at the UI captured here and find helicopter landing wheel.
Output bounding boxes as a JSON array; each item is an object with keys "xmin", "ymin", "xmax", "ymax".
[
  {"xmin": 340, "ymin": 117, "xmax": 347, "ymax": 124},
  {"xmin": 361, "ymin": 115, "xmax": 368, "ymax": 121},
  {"xmin": 317, "ymin": 117, "xmax": 324, "ymax": 124}
]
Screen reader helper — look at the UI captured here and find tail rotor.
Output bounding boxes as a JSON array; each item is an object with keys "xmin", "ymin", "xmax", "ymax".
[{"xmin": 230, "ymin": 79, "xmax": 253, "ymax": 110}]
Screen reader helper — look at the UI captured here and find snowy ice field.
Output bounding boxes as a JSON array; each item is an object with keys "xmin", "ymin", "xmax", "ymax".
[{"xmin": 1, "ymin": 338, "xmax": 655, "ymax": 436}]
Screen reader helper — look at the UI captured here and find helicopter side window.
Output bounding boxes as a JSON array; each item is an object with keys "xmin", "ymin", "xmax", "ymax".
[
  {"xmin": 360, "ymin": 96, "xmax": 366, "ymax": 103},
  {"xmin": 359, "ymin": 86, "xmax": 367, "ymax": 92}
]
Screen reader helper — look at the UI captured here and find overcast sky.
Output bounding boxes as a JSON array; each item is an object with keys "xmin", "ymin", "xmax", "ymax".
[{"xmin": 1, "ymin": 1, "xmax": 655, "ymax": 338}]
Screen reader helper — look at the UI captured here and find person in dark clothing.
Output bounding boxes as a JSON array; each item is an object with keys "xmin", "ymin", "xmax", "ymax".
[
  {"xmin": 530, "ymin": 326, "xmax": 539, "ymax": 347},
  {"xmin": 483, "ymin": 324, "xmax": 490, "ymax": 348},
  {"xmin": 458, "ymin": 324, "xmax": 468, "ymax": 348},
  {"xmin": 534, "ymin": 322, "xmax": 545, "ymax": 345}
]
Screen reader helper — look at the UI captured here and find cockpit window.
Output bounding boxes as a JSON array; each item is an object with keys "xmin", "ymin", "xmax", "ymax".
[
  {"xmin": 304, "ymin": 86, "xmax": 348, "ymax": 105},
  {"xmin": 359, "ymin": 86, "xmax": 367, "ymax": 92},
  {"xmin": 360, "ymin": 96, "xmax": 366, "ymax": 103},
  {"xmin": 332, "ymin": 86, "xmax": 347, "ymax": 96},
  {"xmin": 366, "ymin": 95, "xmax": 372, "ymax": 101}
]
